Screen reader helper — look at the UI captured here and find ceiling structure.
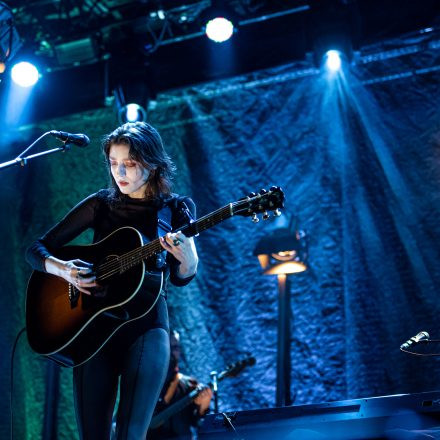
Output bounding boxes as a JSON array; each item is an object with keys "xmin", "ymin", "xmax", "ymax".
[{"xmin": 4, "ymin": 0, "xmax": 440, "ymax": 122}]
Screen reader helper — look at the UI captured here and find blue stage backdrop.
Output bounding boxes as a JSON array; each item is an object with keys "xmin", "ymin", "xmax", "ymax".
[{"xmin": 1, "ymin": 39, "xmax": 440, "ymax": 438}]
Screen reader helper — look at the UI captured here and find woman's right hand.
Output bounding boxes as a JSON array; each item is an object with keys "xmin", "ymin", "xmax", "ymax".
[{"xmin": 45, "ymin": 256, "xmax": 97, "ymax": 295}]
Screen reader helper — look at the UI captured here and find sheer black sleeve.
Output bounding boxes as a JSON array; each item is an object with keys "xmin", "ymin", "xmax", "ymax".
[
  {"xmin": 25, "ymin": 192, "xmax": 101, "ymax": 272},
  {"xmin": 169, "ymin": 196, "xmax": 197, "ymax": 287}
]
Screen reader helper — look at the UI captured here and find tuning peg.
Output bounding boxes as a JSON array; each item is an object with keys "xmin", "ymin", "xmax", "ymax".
[
  {"xmin": 262, "ymin": 211, "xmax": 270, "ymax": 220},
  {"xmin": 273, "ymin": 208, "xmax": 282, "ymax": 217},
  {"xmin": 259, "ymin": 188, "xmax": 267, "ymax": 195},
  {"xmin": 251, "ymin": 213, "xmax": 259, "ymax": 223},
  {"xmin": 248, "ymin": 192, "xmax": 256, "ymax": 198}
]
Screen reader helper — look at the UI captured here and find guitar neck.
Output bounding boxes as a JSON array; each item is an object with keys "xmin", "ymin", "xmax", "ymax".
[
  {"xmin": 146, "ymin": 203, "xmax": 234, "ymax": 254},
  {"xmin": 179, "ymin": 204, "xmax": 234, "ymax": 237},
  {"xmin": 149, "ymin": 386, "xmax": 205, "ymax": 429},
  {"xmin": 117, "ymin": 204, "xmax": 235, "ymax": 272}
]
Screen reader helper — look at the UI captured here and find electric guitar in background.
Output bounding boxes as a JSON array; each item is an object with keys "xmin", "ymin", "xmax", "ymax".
[
  {"xmin": 149, "ymin": 356, "xmax": 256, "ymax": 430},
  {"xmin": 26, "ymin": 187, "xmax": 285, "ymax": 367}
]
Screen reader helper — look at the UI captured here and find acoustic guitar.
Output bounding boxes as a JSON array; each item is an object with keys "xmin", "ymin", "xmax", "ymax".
[{"xmin": 26, "ymin": 187, "xmax": 284, "ymax": 367}]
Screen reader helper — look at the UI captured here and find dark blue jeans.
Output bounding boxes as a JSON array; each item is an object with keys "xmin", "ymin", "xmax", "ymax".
[{"xmin": 73, "ymin": 327, "xmax": 170, "ymax": 440}]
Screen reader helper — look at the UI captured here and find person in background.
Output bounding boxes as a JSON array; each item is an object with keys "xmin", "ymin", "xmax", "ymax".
[{"xmin": 148, "ymin": 330, "xmax": 213, "ymax": 440}]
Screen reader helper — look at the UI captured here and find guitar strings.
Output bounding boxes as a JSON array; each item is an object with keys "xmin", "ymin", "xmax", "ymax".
[
  {"xmin": 96, "ymin": 201, "xmax": 261, "ymax": 280},
  {"xmin": 97, "ymin": 204, "xmax": 234, "ymax": 275},
  {"xmin": 97, "ymin": 208, "xmax": 229, "ymax": 280},
  {"xmin": 96, "ymin": 201, "xmax": 258, "ymax": 279},
  {"xmin": 98, "ymin": 206, "xmax": 234, "ymax": 279},
  {"xmin": 96, "ymin": 204, "xmax": 231, "ymax": 274},
  {"xmin": 95, "ymin": 202, "xmax": 252, "ymax": 280}
]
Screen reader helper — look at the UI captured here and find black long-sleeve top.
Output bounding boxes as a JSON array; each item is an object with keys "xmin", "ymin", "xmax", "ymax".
[{"xmin": 26, "ymin": 189, "xmax": 196, "ymax": 339}]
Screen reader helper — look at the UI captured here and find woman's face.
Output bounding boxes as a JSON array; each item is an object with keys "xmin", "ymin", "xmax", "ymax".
[{"xmin": 109, "ymin": 143, "xmax": 150, "ymax": 199}]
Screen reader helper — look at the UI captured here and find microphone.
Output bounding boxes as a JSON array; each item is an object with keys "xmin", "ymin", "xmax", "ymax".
[
  {"xmin": 50, "ymin": 130, "xmax": 90, "ymax": 147},
  {"xmin": 400, "ymin": 331, "xmax": 430, "ymax": 350}
]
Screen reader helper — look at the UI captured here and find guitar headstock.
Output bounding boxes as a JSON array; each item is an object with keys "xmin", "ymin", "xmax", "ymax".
[
  {"xmin": 220, "ymin": 356, "xmax": 257, "ymax": 380},
  {"xmin": 233, "ymin": 186, "xmax": 285, "ymax": 223}
]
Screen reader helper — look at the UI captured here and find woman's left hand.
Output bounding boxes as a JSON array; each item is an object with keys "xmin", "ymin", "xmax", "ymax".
[{"xmin": 159, "ymin": 231, "xmax": 198, "ymax": 278}]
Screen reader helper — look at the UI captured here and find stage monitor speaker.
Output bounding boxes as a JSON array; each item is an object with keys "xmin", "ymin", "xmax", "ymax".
[{"xmin": 199, "ymin": 390, "xmax": 440, "ymax": 440}]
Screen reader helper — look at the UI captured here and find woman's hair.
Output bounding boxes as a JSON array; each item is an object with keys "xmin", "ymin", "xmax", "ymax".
[{"xmin": 102, "ymin": 121, "xmax": 176, "ymax": 199}]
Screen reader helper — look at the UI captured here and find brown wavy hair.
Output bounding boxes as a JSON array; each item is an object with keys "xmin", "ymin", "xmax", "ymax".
[{"xmin": 102, "ymin": 122, "xmax": 176, "ymax": 200}]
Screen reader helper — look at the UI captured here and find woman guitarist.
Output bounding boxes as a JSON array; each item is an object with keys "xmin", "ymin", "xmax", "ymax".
[{"xmin": 26, "ymin": 121, "xmax": 199, "ymax": 439}]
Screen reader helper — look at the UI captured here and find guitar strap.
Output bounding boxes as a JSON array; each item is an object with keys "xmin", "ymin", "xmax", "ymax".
[
  {"xmin": 156, "ymin": 194, "xmax": 193, "ymax": 259},
  {"xmin": 156, "ymin": 200, "xmax": 173, "ymax": 270}
]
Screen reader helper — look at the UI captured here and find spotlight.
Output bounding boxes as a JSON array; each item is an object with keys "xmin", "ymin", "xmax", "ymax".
[
  {"xmin": 202, "ymin": 1, "xmax": 236, "ymax": 43},
  {"xmin": 118, "ymin": 103, "xmax": 147, "ymax": 124},
  {"xmin": 309, "ymin": 0, "xmax": 357, "ymax": 73},
  {"xmin": 11, "ymin": 61, "xmax": 39, "ymax": 87},
  {"xmin": 205, "ymin": 17, "xmax": 234, "ymax": 43},
  {"xmin": 324, "ymin": 50, "xmax": 342, "ymax": 72}
]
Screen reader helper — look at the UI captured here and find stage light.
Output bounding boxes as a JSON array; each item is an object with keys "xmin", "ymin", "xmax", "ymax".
[
  {"xmin": 254, "ymin": 229, "xmax": 308, "ymax": 276},
  {"xmin": 118, "ymin": 103, "xmax": 147, "ymax": 124},
  {"xmin": 254, "ymin": 226, "xmax": 308, "ymax": 407},
  {"xmin": 126, "ymin": 104, "xmax": 141, "ymax": 122},
  {"xmin": 324, "ymin": 50, "xmax": 342, "ymax": 72},
  {"xmin": 310, "ymin": 0, "xmax": 355, "ymax": 73},
  {"xmin": 11, "ymin": 62, "xmax": 39, "ymax": 87},
  {"xmin": 205, "ymin": 17, "xmax": 234, "ymax": 43}
]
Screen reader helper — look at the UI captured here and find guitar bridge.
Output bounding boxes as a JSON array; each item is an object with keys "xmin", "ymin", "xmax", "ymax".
[{"xmin": 68, "ymin": 284, "xmax": 80, "ymax": 309}]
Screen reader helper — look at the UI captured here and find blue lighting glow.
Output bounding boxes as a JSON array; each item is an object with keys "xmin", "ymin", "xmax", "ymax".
[
  {"xmin": 118, "ymin": 103, "xmax": 147, "ymax": 124},
  {"xmin": 325, "ymin": 50, "xmax": 342, "ymax": 72},
  {"xmin": 11, "ymin": 62, "xmax": 40, "ymax": 87},
  {"xmin": 205, "ymin": 17, "xmax": 234, "ymax": 43},
  {"xmin": 126, "ymin": 104, "xmax": 142, "ymax": 122}
]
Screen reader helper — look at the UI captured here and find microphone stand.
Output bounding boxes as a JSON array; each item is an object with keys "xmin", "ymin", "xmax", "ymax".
[
  {"xmin": 0, "ymin": 132, "xmax": 71, "ymax": 171},
  {"xmin": 210, "ymin": 370, "xmax": 219, "ymax": 413}
]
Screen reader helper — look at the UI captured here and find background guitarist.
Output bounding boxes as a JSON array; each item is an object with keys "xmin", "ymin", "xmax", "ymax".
[
  {"xmin": 148, "ymin": 331, "xmax": 213, "ymax": 440},
  {"xmin": 26, "ymin": 121, "xmax": 199, "ymax": 439}
]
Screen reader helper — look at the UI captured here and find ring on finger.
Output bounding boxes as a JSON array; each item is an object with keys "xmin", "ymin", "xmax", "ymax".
[{"xmin": 173, "ymin": 239, "xmax": 180, "ymax": 246}]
